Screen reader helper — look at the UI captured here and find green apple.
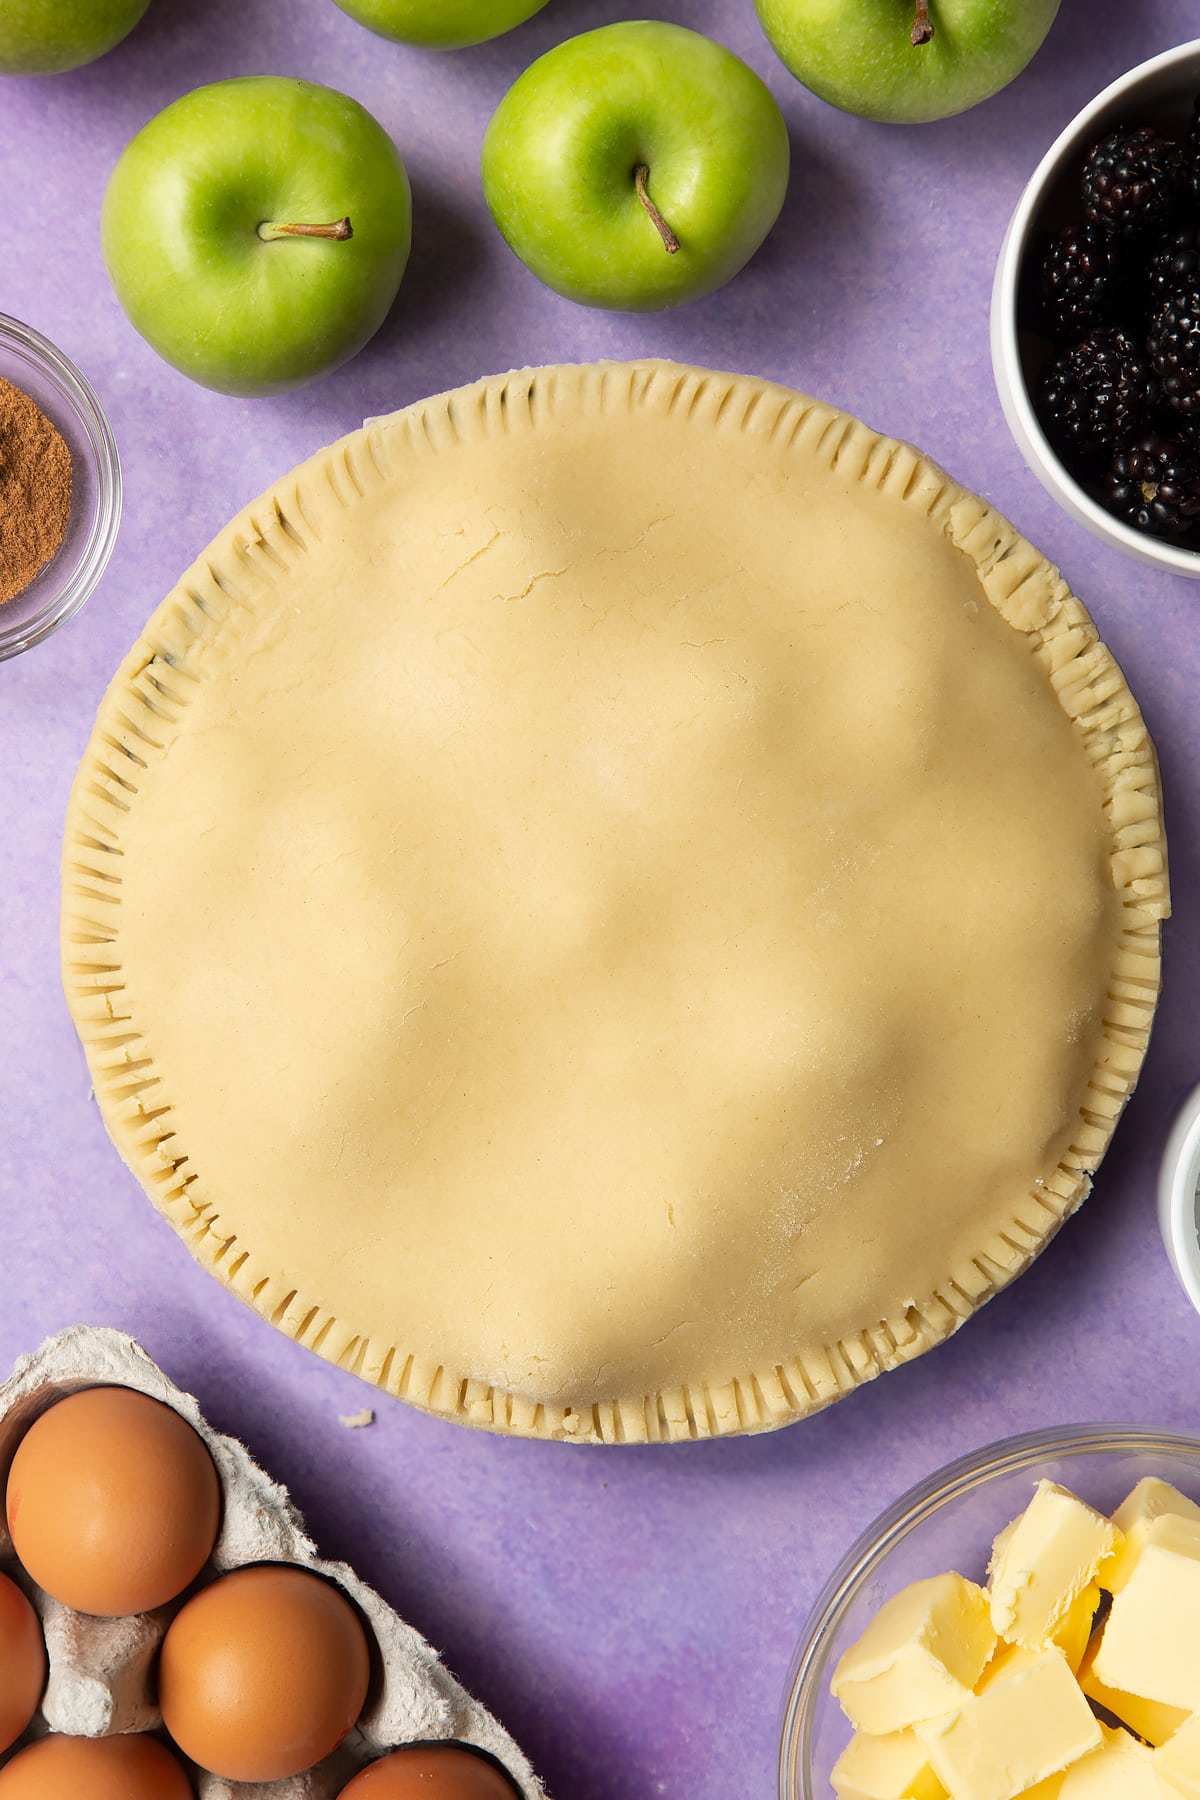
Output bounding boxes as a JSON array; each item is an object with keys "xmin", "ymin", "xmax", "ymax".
[
  {"xmin": 481, "ymin": 21, "xmax": 790, "ymax": 312},
  {"xmin": 101, "ymin": 78, "xmax": 411, "ymax": 397},
  {"xmin": 0, "ymin": 0, "xmax": 150, "ymax": 74},
  {"xmin": 331, "ymin": 0, "xmax": 549, "ymax": 50},
  {"xmin": 753, "ymin": 0, "xmax": 1061, "ymax": 124}
]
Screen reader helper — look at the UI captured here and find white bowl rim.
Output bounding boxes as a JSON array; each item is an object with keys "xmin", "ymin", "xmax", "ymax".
[
  {"xmin": 1158, "ymin": 1083, "xmax": 1200, "ymax": 1314},
  {"xmin": 777, "ymin": 1420, "xmax": 1200, "ymax": 1799},
  {"xmin": 991, "ymin": 35, "xmax": 1200, "ymax": 578}
]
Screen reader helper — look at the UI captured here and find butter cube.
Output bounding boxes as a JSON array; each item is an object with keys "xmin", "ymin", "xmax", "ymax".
[
  {"xmin": 977, "ymin": 1584, "xmax": 1099, "ymax": 1690},
  {"xmin": 975, "ymin": 1639, "xmax": 1038, "ymax": 1690},
  {"xmin": 1092, "ymin": 1514, "xmax": 1200, "ymax": 1711},
  {"xmin": 1101, "ymin": 1478, "xmax": 1200, "ymax": 1594},
  {"xmin": 988, "ymin": 1516, "xmax": 1017, "ymax": 1571},
  {"xmin": 1056, "ymin": 1723, "xmax": 1163, "ymax": 1797},
  {"xmin": 914, "ymin": 1646, "xmax": 1101, "ymax": 1800},
  {"xmin": 1077, "ymin": 1634, "xmax": 1188, "ymax": 1748},
  {"xmin": 1051, "ymin": 1581, "xmax": 1102, "ymax": 1673},
  {"xmin": 1016, "ymin": 1777, "xmax": 1068, "ymax": 1800},
  {"xmin": 1156, "ymin": 1713, "xmax": 1200, "ymax": 1799},
  {"xmin": 831, "ymin": 1573, "xmax": 996, "ymax": 1735},
  {"xmin": 1113, "ymin": 1476, "xmax": 1200, "ymax": 1536},
  {"xmin": 831, "ymin": 1728, "xmax": 948, "ymax": 1800},
  {"xmin": 988, "ymin": 1481, "xmax": 1117, "ymax": 1648}
]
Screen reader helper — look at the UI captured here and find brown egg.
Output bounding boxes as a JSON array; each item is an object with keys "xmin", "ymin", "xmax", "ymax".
[
  {"xmin": 337, "ymin": 1745, "xmax": 521, "ymax": 1798},
  {"xmin": 158, "ymin": 1563, "xmax": 371, "ymax": 1780},
  {"xmin": 0, "ymin": 1571, "xmax": 44, "ymax": 1753},
  {"xmin": 5, "ymin": 1387, "xmax": 221, "ymax": 1616},
  {"xmin": 0, "ymin": 1733, "xmax": 192, "ymax": 1798}
]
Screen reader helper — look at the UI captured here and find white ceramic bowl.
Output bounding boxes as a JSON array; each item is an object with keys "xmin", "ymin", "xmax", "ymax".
[
  {"xmin": 991, "ymin": 38, "xmax": 1200, "ymax": 577},
  {"xmin": 1159, "ymin": 1083, "xmax": 1200, "ymax": 1315},
  {"xmin": 778, "ymin": 1425, "xmax": 1200, "ymax": 1799}
]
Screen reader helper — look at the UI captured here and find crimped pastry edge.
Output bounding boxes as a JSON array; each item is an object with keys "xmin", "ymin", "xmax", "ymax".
[{"xmin": 61, "ymin": 360, "xmax": 1169, "ymax": 1445}]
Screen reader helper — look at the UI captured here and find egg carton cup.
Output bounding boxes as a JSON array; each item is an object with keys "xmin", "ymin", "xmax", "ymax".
[{"xmin": 0, "ymin": 1326, "xmax": 542, "ymax": 1800}]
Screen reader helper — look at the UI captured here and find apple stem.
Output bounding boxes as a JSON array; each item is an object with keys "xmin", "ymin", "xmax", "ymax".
[
  {"xmin": 257, "ymin": 217, "xmax": 354, "ymax": 242},
  {"xmin": 634, "ymin": 166, "xmax": 680, "ymax": 255},
  {"xmin": 911, "ymin": 0, "xmax": 934, "ymax": 44}
]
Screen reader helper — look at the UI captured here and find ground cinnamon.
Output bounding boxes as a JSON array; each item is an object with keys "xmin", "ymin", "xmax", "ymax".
[{"xmin": 0, "ymin": 377, "xmax": 72, "ymax": 605}]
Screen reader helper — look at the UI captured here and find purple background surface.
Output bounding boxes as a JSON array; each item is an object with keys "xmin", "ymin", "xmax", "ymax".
[{"xmin": 2, "ymin": 3, "xmax": 1200, "ymax": 1797}]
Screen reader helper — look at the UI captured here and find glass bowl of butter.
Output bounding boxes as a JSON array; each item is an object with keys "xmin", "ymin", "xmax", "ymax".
[{"xmin": 778, "ymin": 1425, "xmax": 1200, "ymax": 1800}]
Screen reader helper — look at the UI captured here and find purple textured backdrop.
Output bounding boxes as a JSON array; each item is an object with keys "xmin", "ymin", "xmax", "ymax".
[{"xmin": 2, "ymin": 3, "xmax": 1199, "ymax": 1797}]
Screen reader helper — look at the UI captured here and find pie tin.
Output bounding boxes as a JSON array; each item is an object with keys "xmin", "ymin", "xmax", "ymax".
[
  {"xmin": 778, "ymin": 1424, "xmax": 1200, "ymax": 1799},
  {"xmin": 0, "ymin": 314, "xmax": 121, "ymax": 660},
  {"xmin": 991, "ymin": 37, "xmax": 1200, "ymax": 577},
  {"xmin": 1158, "ymin": 1083, "xmax": 1200, "ymax": 1317}
]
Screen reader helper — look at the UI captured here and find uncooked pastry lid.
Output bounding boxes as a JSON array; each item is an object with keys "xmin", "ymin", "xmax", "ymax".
[{"xmin": 62, "ymin": 361, "xmax": 1168, "ymax": 1443}]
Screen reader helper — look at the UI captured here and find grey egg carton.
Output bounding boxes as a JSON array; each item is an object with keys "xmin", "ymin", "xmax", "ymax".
[{"xmin": 0, "ymin": 1326, "xmax": 542, "ymax": 1799}]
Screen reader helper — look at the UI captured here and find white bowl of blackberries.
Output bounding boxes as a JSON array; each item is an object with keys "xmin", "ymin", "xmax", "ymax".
[{"xmin": 992, "ymin": 37, "xmax": 1200, "ymax": 576}]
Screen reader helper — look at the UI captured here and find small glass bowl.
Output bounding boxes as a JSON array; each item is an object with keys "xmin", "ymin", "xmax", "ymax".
[
  {"xmin": 0, "ymin": 314, "xmax": 121, "ymax": 660},
  {"xmin": 778, "ymin": 1424, "xmax": 1200, "ymax": 1799},
  {"xmin": 991, "ymin": 38, "xmax": 1200, "ymax": 576}
]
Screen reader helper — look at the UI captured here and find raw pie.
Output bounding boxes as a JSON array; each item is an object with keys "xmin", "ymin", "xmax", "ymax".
[{"xmin": 62, "ymin": 362, "xmax": 1168, "ymax": 1443}]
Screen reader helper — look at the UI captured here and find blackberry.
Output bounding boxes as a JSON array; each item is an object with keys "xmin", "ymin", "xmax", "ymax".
[
  {"xmin": 1145, "ymin": 220, "xmax": 1200, "ymax": 317},
  {"xmin": 1081, "ymin": 126, "xmax": 1184, "ymax": 237},
  {"xmin": 1037, "ymin": 326, "xmax": 1150, "ymax": 465},
  {"xmin": 1036, "ymin": 221, "xmax": 1127, "ymax": 341},
  {"xmin": 1104, "ymin": 431, "xmax": 1200, "ymax": 539},
  {"xmin": 1148, "ymin": 277, "xmax": 1200, "ymax": 419}
]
